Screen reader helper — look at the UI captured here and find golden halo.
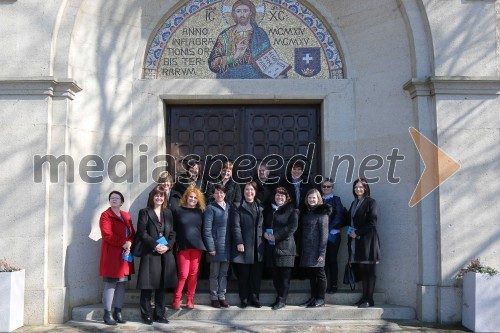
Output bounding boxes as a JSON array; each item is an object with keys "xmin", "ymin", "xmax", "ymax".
[{"xmin": 221, "ymin": 0, "xmax": 266, "ymax": 26}]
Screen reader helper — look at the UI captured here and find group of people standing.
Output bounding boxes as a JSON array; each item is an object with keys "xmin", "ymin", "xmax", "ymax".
[{"xmin": 98, "ymin": 160, "xmax": 381, "ymax": 325}]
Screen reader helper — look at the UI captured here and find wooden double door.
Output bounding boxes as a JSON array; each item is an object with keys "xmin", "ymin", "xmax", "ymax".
[{"xmin": 166, "ymin": 104, "xmax": 321, "ymax": 181}]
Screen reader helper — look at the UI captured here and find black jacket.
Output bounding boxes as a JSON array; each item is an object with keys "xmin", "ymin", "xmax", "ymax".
[
  {"xmin": 279, "ymin": 177, "xmax": 314, "ymax": 210},
  {"xmin": 136, "ymin": 208, "xmax": 177, "ymax": 289},
  {"xmin": 253, "ymin": 176, "xmax": 277, "ymax": 206},
  {"xmin": 206, "ymin": 178, "xmax": 242, "ymax": 207},
  {"xmin": 231, "ymin": 199, "xmax": 264, "ymax": 264},
  {"xmin": 347, "ymin": 197, "xmax": 381, "ymax": 262},
  {"xmin": 263, "ymin": 202, "xmax": 299, "ymax": 257}
]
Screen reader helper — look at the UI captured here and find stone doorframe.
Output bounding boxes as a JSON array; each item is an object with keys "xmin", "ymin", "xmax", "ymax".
[{"xmin": 47, "ymin": 0, "xmax": 492, "ymax": 325}]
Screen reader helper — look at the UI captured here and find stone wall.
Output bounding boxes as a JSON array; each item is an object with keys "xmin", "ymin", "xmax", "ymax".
[{"xmin": 0, "ymin": 0, "xmax": 498, "ymax": 325}]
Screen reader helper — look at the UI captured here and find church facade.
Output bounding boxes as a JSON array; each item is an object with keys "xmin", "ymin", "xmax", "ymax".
[{"xmin": 0, "ymin": 0, "xmax": 499, "ymax": 325}]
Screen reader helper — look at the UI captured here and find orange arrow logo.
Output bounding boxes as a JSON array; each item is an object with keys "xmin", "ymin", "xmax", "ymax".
[{"xmin": 409, "ymin": 127, "xmax": 461, "ymax": 207}]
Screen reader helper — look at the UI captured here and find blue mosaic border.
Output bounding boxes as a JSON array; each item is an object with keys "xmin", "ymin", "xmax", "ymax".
[{"xmin": 143, "ymin": 0, "xmax": 344, "ymax": 79}]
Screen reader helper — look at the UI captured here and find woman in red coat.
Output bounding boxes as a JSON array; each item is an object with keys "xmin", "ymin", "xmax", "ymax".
[{"xmin": 99, "ymin": 190, "xmax": 135, "ymax": 325}]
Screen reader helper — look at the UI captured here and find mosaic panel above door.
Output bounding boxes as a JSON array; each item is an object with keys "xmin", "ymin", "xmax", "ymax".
[{"xmin": 144, "ymin": 0, "xmax": 344, "ymax": 79}]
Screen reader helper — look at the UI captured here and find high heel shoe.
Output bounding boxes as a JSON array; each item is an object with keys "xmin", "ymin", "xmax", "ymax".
[
  {"xmin": 299, "ymin": 297, "xmax": 315, "ymax": 307},
  {"xmin": 172, "ymin": 296, "xmax": 181, "ymax": 310},
  {"xmin": 112, "ymin": 308, "xmax": 126, "ymax": 324},
  {"xmin": 186, "ymin": 296, "xmax": 195, "ymax": 309},
  {"xmin": 103, "ymin": 310, "xmax": 117, "ymax": 325}
]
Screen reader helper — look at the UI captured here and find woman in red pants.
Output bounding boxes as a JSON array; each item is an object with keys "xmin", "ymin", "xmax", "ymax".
[{"xmin": 172, "ymin": 187, "xmax": 207, "ymax": 309}]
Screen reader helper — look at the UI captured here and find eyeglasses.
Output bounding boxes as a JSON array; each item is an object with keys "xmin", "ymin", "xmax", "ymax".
[{"xmin": 322, "ymin": 185, "xmax": 332, "ymax": 188}]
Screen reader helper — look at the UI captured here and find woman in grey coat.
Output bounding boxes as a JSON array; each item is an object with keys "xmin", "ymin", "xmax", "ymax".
[
  {"xmin": 299, "ymin": 188, "xmax": 331, "ymax": 308},
  {"xmin": 203, "ymin": 184, "xmax": 233, "ymax": 308}
]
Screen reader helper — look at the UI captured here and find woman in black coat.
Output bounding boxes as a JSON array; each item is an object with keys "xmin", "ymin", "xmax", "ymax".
[
  {"xmin": 263, "ymin": 187, "xmax": 298, "ymax": 310},
  {"xmin": 206, "ymin": 161, "xmax": 242, "ymax": 207},
  {"xmin": 321, "ymin": 177, "xmax": 346, "ymax": 293},
  {"xmin": 299, "ymin": 188, "xmax": 330, "ymax": 308},
  {"xmin": 231, "ymin": 181, "xmax": 264, "ymax": 308},
  {"xmin": 136, "ymin": 185, "xmax": 177, "ymax": 325},
  {"xmin": 348, "ymin": 178, "xmax": 380, "ymax": 308}
]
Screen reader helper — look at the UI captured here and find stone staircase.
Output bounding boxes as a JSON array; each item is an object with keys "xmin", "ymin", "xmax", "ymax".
[{"xmin": 72, "ymin": 280, "xmax": 415, "ymax": 322}]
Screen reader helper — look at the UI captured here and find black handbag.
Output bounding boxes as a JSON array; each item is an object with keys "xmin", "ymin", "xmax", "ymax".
[
  {"xmin": 343, "ymin": 263, "xmax": 357, "ymax": 290},
  {"xmin": 130, "ymin": 233, "xmax": 144, "ymax": 257}
]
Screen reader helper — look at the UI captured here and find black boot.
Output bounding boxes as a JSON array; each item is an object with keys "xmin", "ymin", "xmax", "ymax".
[
  {"xmin": 112, "ymin": 308, "xmax": 126, "ymax": 324},
  {"xmin": 272, "ymin": 297, "xmax": 286, "ymax": 310},
  {"xmin": 103, "ymin": 310, "xmax": 117, "ymax": 325},
  {"xmin": 269, "ymin": 297, "xmax": 279, "ymax": 308},
  {"xmin": 141, "ymin": 313, "xmax": 153, "ymax": 325}
]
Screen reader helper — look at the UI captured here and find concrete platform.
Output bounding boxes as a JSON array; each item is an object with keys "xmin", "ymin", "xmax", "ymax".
[
  {"xmin": 14, "ymin": 319, "xmax": 470, "ymax": 333},
  {"xmin": 73, "ymin": 303, "xmax": 416, "ymax": 322}
]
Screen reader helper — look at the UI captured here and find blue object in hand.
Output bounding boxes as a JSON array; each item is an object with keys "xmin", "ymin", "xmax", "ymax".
[
  {"xmin": 153, "ymin": 236, "xmax": 168, "ymax": 252},
  {"xmin": 266, "ymin": 229, "xmax": 275, "ymax": 245},
  {"xmin": 157, "ymin": 236, "xmax": 168, "ymax": 245},
  {"xmin": 122, "ymin": 250, "xmax": 133, "ymax": 262},
  {"xmin": 347, "ymin": 226, "xmax": 355, "ymax": 235}
]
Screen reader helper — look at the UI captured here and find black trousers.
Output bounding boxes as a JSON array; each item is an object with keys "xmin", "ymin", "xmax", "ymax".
[
  {"xmin": 235, "ymin": 262, "xmax": 263, "ymax": 302},
  {"xmin": 307, "ymin": 267, "xmax": 327, "ymax": 300},
  {"xmin": 140, "ymin": 289, "xmax": 165, "ymax": 318},
  {"xmin": 325, "ymin": 235, "xmax": 341, "ymax": 288},
  {"xmin": 355, "ymin": 263, "xmax": 376, "ymax": 303},
  {"xmin": 272, "ymin": 267, "xmax": 292, "ymax": 299}
]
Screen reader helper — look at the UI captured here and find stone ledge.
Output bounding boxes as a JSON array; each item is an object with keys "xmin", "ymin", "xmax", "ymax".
[
  {"xmin": 403, "ymin": 76, "xmax": 500, "ymax": 98},
  {"xmin": 0, "ymin": 77, "xmax": 82, "ymax": 99}
]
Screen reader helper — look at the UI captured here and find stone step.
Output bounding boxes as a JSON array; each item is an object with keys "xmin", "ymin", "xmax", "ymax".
[
  {"xmin": 123, "ymin": 289, "xmax": 387, "ymax": 306},
  {"xmin": 72, "ymin": 303, "xmax": 416, "ymax": 321}
]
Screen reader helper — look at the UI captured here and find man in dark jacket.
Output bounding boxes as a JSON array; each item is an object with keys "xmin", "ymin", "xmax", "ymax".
[
  {"xmin": 172, "ymin": 160, "xmax": 204, "ymax": 198},
  {"xmin": 253, "ymin": 164, "xmax": 277, "ymax": 206},
  {"xmin": 280, "ymin": 160, "xmax": 313, "ymax": 210}
]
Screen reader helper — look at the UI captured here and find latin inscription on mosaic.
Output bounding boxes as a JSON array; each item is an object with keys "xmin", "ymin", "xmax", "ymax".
[{"xmin": 144, "ymin": 0, "xmax": 343, "ymax": 79}]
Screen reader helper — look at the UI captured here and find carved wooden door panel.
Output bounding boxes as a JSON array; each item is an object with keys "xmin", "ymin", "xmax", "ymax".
[
  {"xmin": 167, "ymin": 105, "xmax": 320, "ymax": 178},
  {"xmin": 245, "ymin": 105, "xmax": 319, "ymax": 178}
]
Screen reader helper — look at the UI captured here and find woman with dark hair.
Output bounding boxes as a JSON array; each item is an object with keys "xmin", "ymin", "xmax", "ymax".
[
  {"xmin": 136, "ymin": 186, "xmax": 177, "ymax": 324},
  {"xmin": 298, "ymin": 188, "xmax": 330, "ymax": 308},
  {"xmin": 206, "ymin": 161, "xmax": 242, "ymax": 207},
  {"xmin": 263, "ymin": 187, "xmax": 298, "ymax": 310},
  {"xmin": 321, "ymin": 178, "xmax": 346, "ymax": 293},
  {"xmin": 232, "ymin": 181, "xmax": 265, "ymax": 308},
  {"xmin": 157, "ymin": 171, "xmax": 181, "ymax": 210},
  {"xmin": 172, "ymin": 187, "xmax": 207, "ymax": 309},
  {"xmin": 99, "ymin": 190, "xmax": 135, "ymax": 325},
  {"xmin": 348, "ymin": 178, "xmax": 380, "ymax": 308},
  {"xmin": 203, "ymin": 184, "xmax": 233, "ymax": 308}
]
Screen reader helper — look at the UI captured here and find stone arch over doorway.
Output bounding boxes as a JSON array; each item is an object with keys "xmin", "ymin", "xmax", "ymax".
[{"xmin": 44, "ymin": 0, "xmax": 435, "ymax": 325}]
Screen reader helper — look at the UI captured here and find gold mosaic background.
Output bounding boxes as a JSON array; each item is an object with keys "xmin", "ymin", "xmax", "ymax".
[{"xmin": 157, "ymin": 1, "xmax": 330, "ymax": 79}]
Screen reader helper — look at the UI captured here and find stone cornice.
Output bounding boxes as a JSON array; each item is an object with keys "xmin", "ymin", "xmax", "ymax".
[
  {"xmin": 403, "ymin": 76, "xmax": 500, "ymax": 98},
  {"xmin": 0, "ymin": 77, "xmax": 82, "ymax": 100}
]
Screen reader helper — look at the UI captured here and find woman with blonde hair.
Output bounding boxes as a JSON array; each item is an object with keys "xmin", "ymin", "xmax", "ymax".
[
  {"xmin": 172, "ymin": 187, "xmax": 207, "ymax": 309},
  {"xmin": 298, "ymin": 188, "xmax": 330, "ymax": 308},
  {"xmin": 206, "ymin": 161, "xmax": 242, "ymax": 207},
  {"xmin": 157, "ymin": 171, "xmax": 181, "ymax": 210}
]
